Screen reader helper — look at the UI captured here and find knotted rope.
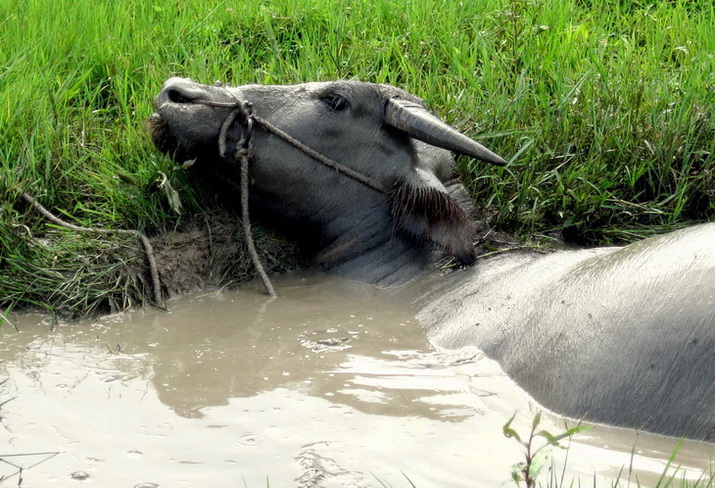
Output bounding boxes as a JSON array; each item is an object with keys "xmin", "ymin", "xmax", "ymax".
[{"xmin": 217, "ymin": 98, "xmax": 276, "ymax": 297}]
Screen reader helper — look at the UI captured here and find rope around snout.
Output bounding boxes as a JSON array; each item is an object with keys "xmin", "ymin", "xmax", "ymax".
[{"xmin": 207, "ymin": 93, "xmax": 386, "ymax": 195}]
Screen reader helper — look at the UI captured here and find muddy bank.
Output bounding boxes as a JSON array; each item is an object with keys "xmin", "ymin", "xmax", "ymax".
[
  {"xmin": 0, "ymin": 204, "xmax": 304, "ymax": 318},
  {"xmin": 146, "ymin": 208, "xmax": 303, "ymax": 299}
]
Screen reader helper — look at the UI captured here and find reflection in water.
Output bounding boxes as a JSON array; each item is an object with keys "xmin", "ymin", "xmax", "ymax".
[{"xmin": 1, "ymin": 272, "xmax": 712, "ymax": 487}]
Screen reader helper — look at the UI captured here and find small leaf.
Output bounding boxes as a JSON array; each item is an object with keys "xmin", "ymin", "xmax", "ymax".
[
  {"xmin": 536, "ymin": 430, "xmax": 560, "ymax": 446},
  {"xmin": 156, "ymin": 171, "xmax": 183, "ymax": 215},
  {"xmin": 528, "ymin": 451, "xmax": 549, "ymax": 479},
  {"xmin": 503, "ymin": 426, "xmax": 522, "ymax": 443},
  {"xmin": 532, "ymin": 412, "xmax": 542, "ymax": 430},
  {"xmin": 565, "ymin": 424, "xmax": 593, "ymax": 436},
  {"xmin": 503, "ymin": 413, "xmax": 522, "ymax": 443},
  {"xmin": 165, "ymin": 185, "xmax": 183, "ymax": 215},
  {"xmin": 555, "ymin": 424, "xmax": 593, "ymax": 442}
]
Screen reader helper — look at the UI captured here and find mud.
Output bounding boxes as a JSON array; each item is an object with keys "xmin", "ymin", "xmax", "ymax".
[
  {"xmin": 148, "ymin": 208, "xmax": 302, "ymax": 299},
  {"xmin": 1, "ymin": 272, "xmax": 713, "ymax": 487}
]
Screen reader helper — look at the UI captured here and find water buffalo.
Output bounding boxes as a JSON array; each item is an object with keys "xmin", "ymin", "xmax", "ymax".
[{"xmin": 149, "ymin": 78, "xmax": 715, "ymax": 441}]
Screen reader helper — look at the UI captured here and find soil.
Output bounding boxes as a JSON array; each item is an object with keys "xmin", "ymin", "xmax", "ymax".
[{"xmin": 145, "ymin": 207, "xmax": 303, "ymax": 300}]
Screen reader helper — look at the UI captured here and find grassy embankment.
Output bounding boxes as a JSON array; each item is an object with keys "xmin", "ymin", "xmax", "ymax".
[{"xmin": 1, "ymin": 0, "xmax": 713, "ymax": 317}]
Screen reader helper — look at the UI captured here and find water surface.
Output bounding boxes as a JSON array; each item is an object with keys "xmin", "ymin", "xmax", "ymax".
[{"xmin": 1, "ymin": 272, "xmax": 712, "ymax": 487}]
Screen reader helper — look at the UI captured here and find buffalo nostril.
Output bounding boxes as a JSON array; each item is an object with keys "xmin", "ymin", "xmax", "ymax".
[{"xmin": 167, "ymin": 89, "xmax": 193, "ymax": 104}]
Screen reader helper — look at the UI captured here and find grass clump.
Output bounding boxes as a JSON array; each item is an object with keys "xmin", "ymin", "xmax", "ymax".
[
  {"xmin": 1, "ymin": 0, "xmax": 713, "ymax": 315},
  {"xmin": 504, "ymin": 412, "xmax": 714, "ymax": 488}
]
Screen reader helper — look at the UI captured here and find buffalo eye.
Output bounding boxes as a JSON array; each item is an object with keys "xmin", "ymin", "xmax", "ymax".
[{"xmin": 322, "ymin": 94, "xmax": 350, "ymax": 112}]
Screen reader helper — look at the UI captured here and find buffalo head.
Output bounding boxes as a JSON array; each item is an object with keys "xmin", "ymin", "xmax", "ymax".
[{"xmin": 150, "ymin": 78, "xmax": 506, "ymax": 284}]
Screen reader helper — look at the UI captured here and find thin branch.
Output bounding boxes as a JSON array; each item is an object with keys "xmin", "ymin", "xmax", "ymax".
[{"xmin": 20, "ymin": 192, "xmax": 163, "ymax": 307}]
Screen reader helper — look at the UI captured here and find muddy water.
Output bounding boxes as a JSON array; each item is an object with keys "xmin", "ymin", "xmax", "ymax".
[{"xmin": 1, "ymin": 272, "xmax": 712, "ymax": 487}]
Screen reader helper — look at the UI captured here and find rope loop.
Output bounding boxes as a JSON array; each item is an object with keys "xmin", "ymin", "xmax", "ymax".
[
  {"xmin": 237, "ymin": 101, "xmax": 254, "ymax": 150},
  {"xmin": 240, "ymin": 100, "xmax": 254, "ymax": 118}
]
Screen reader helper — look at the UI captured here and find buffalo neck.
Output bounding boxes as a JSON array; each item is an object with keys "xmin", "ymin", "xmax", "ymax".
[
  {"xmin": 248, "ymin": 181, "xmax": 431, "ymax": 287},
  {"xmin": 313, "ymin": 223, "xmax": 432, "ymax": 287}
]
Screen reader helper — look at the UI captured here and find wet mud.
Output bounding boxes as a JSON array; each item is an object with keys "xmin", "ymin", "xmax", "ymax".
[{"xmin": 1, "ymin": 272, "xmax": 712, "ymax": 487}]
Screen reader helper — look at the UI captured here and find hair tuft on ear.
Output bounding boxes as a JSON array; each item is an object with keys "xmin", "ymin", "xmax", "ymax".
[{"xmin": 390, "ymin": 177, "xmax": 476, "ymax": 266}]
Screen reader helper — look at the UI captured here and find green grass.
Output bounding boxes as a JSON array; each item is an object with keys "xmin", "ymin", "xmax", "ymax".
[
  {"xmin": 504, "ymin": 413, "xmax": 714, "ymax": 488},
  {"xmin": 1, "ymin": 0, "xmax": 713, "ymax": 316}
]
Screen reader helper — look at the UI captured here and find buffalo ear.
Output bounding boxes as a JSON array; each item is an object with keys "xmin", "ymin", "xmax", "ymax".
[{"xmin": 390, "ymin": 171, "xmax": 476, "ymax": 266}]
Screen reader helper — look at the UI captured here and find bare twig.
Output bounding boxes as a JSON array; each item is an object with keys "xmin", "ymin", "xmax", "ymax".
[
  {"xmin": 0, "ymin": 451, "xmax": 60, "ymax": 482},
  {"xmin": 20, "ymin": 192, "xmax": 163, "ymax": 307}
]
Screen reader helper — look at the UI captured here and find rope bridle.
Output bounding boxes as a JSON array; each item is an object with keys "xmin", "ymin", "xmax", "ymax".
[
  {"xmin": 202, "ymin": 90, "xmax": 387, "ymax": 194},
  {"xmin": 189, "ymin": 90, "xmax": 388, "ymax": 296}
]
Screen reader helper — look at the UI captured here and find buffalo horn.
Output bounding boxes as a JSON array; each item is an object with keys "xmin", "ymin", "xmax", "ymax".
[{"xmin": 384, "ymin": 98, "xmax": 507, "ymax": 166}]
